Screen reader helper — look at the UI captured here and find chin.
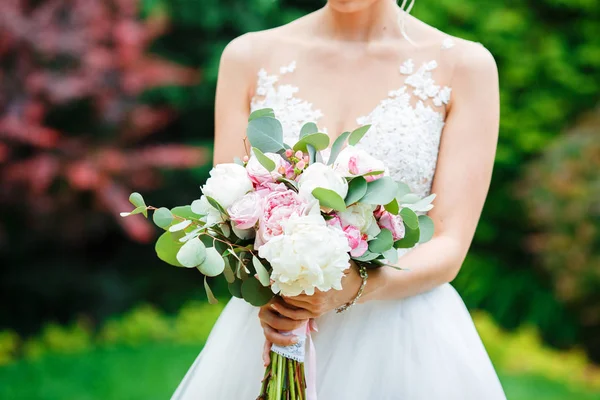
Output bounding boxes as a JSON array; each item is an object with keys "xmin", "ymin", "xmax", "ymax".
[{"xmin": 327, "ymin": 0, "xmax": 383, "ymax": 13}]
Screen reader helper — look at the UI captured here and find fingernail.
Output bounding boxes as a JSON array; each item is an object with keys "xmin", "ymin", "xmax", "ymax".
[{"xmin": 270, "ymin": 304, "xmax": 277, "ymax": 310}]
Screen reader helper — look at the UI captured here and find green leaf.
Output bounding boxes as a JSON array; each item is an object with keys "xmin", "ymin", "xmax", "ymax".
[
  {"xmin": 300, "ymin": 122, "xmax": 319, "ymax": 138},
  {"xmin": 396, "ymin": 182, "xmax": 412, "ymax": 199},
  {"xmin": 400, "ymin": 208, "xmax": 419, "ymax": 230},
  {"xmin": 399, "ymin": 193, "xmax": 421, "ymax": 204},
  {"xmin": 394, "ymin": 224, "xmax": 420, "ymax": 249},
  {"xmin": 228, "ymin": 279, "xmax": 243, "ymax": 298},
  {"xmin": 361, "ymin": 177, "xmax": 399, "ymax": 205},
  {"xmin": 233, "ymin": 156, "xmax": 244, "ymax": 166},
  {"xmin": 241, "ymin": 277, "xmax": 275, "ymax": 306},
  {"xmin": 248, "ymin": 108, "xmax": 275, "ymax": 121},
  {"xmin": 171, "ymin": 205, "xmax": 202, "ymax": 220},
  {"xmin": 345, "ymin": 176, "xmax": 368, "ymax": 206},
  {"xmin": 252, "ymin": 256, "xmax": 271, "ymax": 286},
  {"xmin": 383, "ymin": 248, "xmax": 399, "ymax": 264},
  {"xmin": 348, "ymin": 125, "xmax": 371, "ymax": 146},
  {"xmin": 306, "ymin": 144, "xmax": 316, "ymax": 164},
  {"xmin": 223, "ymin": 257, "xmax": 236, "ymax": 283},
  {"xmin": 327, "ymin": 131, "xmax": 351, "ymax": 165},
  {"xmin": 176, "ymin": 237, "xmax": 207, "ymax": 267},
  {"xmin": 352, "ymin": 251, "xmax": 380, "ymax": 262},
  {"xmin": 247, "ymin": 116, "xmax": 284, "ymax": 153},
  {"xmin": 312, "ymin": 188, "xmax": 347, "ymax": 212},
  {"xmin": 252, "ymin": 147, "xmax": 276, "ymax": 172},
  {"xmin": 368, "ymin": 229, "xmax": 394, "ymax": 253},
  {"xmin": 204, "ymin": 276, "xmax": 218, "ymax": 304},
  {"xmin": 205, "ymin": 196, "xmax": 228, "ymax": 216},
  {"xmin": 293, "ymin": 133, "xmax": 330, "ymax": 152},
  {"xmin": 169, "ymin": 219, "xmax": 192, "ymax": 232},
  {"xmin": 152, "ymin": 207, "xmax": 173, "ymax": 229},
  {"xmin": 197, "ymin": 247, "xmax": 225, "ymax": 277},
  {"xmin": 155, "ymin": 231, "xmax": 184, "ymax": 267},
  {"xmin": 384, "ymin": 198, "xmax": 400, "ymax": 215},
  {"xmin": 120, "ymin": 205, "xmax": 147, "ymax": 217},
  {"xmin": 418, "ymin": 215, "xmax": 435, "ymax": 243},
  {"xmin": 129, "ymin": 192, "xmax": 145, "ymax": 208},
  {"xmin": 277, "ymin": 177, "xmax": 299, "ymax": 192}
]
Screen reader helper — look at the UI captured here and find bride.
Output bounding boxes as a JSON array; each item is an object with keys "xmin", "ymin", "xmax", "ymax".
[{"xmin": 172, "ymin": 0, "xmax": 505, "ymax": 399}]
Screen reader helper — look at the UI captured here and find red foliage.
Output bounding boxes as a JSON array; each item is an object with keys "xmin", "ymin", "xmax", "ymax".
[{"xmin": 0, "ymin": 0, "xmax": 207, "ymax": 243}]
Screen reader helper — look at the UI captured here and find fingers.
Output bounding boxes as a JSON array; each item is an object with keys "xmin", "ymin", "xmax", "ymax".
[
  {"xmin": 282, "ymin": 296, "xmax": 326, "ymax": 315},
  {"xmin": 262, "ymin": 340, "xmax": 271, "ymax": 367},
  {"xmin": 261, "ymin": 324, "xmax": 299, "ymax": 347},
  {"xmin": 270, "ymin": 301, "xmax": 316, "ymax": 320},
  {"xmin": 258, "ymin": 306, "xmax": 305, "ymax": 331}
]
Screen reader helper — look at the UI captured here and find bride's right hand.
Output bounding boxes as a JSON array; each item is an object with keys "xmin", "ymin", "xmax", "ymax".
[{"xmin": 258, "ymin": 297, "xmax": 313, "ymax": 365}]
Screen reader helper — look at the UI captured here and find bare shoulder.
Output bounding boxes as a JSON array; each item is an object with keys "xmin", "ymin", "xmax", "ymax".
[{"xmin": 451, "ymin": 38, "xmax": 498, "ymax": 78}]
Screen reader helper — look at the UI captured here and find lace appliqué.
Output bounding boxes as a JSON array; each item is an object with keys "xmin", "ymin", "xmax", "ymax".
[
  {"xmin": 403, "ymin": 60, "xmax": 452, "ymax": 107},
  {"xmin": 271, "ymin": 334, "xmax": 306, "ymax": 362}
]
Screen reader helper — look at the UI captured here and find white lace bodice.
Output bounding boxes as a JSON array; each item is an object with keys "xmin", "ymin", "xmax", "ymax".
[{"xmin": 250, "ymin": 39, "xmax": 456, "ymax": 198}]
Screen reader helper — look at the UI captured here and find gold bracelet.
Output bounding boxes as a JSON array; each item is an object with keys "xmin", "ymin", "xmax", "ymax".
[{"xmin": 335, "ymin": 264, "xmax": 368, "ymax": 314}]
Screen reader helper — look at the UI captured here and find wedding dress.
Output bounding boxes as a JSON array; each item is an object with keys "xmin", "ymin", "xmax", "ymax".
[{"xmin": 172, "ymin": 36, "xmax": 507, "ymax": 400}]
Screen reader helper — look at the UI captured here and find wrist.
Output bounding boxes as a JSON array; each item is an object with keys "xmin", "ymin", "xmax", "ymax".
[{"xmin": 357, "ymin": 266, "xmax": 388, "ymax": 303}]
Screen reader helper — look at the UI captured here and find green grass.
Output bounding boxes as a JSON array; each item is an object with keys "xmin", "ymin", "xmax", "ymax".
[{"xmin": 0, "ymin": 343, "xmax": 598, "ymax": 400}]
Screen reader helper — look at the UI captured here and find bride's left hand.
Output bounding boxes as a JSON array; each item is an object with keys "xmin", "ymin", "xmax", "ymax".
[{"xmin": 275, "ymin": 262, "xmax": 364, "ymax": 319}]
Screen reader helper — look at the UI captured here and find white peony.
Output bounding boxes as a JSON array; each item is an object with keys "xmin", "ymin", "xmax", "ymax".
[
  {"xmin": 333, "ymin": 145, "xmax": 386, "ymax": 178},
  {"xmin": 191, "ymin": 196, "xmax": 225, "ymax": 226},
  {"xmin": 338, "ymin": 203, "xmax": 381, "ymax": 238},
  {"xmin": 201, "ymin": 163, "xmax": 253, "ymax": 209},
  {"xmin": 258, "ymin": 213, "xmax": 351, "ymax": 296},
  {"xmin": 297, "ymin": 163, "xmax": 348, "ymax": 201},
  {"xmin": 246, "ymin": 151, "xmax": 287, "ymax": 185}
]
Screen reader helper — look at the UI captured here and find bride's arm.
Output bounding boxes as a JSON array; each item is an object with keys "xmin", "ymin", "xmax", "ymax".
[
  {"xmin": 280, "ymin": 43, "xmax": 499, "ymax": 315},
  {"xmin": 363, "ymin": 44, "xmax": 500, "ymax": 301}
]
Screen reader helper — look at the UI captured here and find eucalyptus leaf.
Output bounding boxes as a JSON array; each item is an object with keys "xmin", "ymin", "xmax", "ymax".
[
  {"xmin": 155, "ymin": 231, "xmax": 184, "ymax": 267},
  {"xmin": 368, "ymin": 229, "xmax": 394, "ymax": 253},
  {"xmin": 352, "ymin": 251, "xmax": 380, "ymax": 262},
  {"xmin": 223, "ymin": 257, "xmax": 236, "ymax": 283},
  {"xmin": 399, "ymin": 208, "xmax": 419, "ymax": 230},
  {"xmin": 252, "ymin": 147, "xmax": 276, "ymax": 172},
  {"xmin": 252, "ymin": 256, "xmax": 271, "ymax": 286},
  {"xmin": 394, "ymin": 224, "xmax": 420, "ymax": 249},
  {"xmin": 399, "ymin": 193, "xmax": 422, "ymax": 205},
  {"xmin": 205, "ymin": 196, "xmax": 228, "ymax": 216},
  {"xmin": 384, "ymin": 198, "xmax": 400, "ymax": 215},
  {"xmin": 418, "ymin": 215, "xmax": 435, "ymax": 243},
  {"xmin": 247, "ymin": 116, "xmax": 284, "ymax": 153},
  {"xmin": 241, "ymin": 277, "xmax": 275, "ymax": 306},
  {"xmin": 312, "ymin": 188, "xmax": 347, "ymax": 212},
  {"xmin": 396, "ymin": 182, "xmax": 412, "ymax": 199},
  {"xmin": 176, "ymin": 237, "xmax": 207, "ymax": 268},
  {"xmin": 220, "ymin": 223, "xmax": 231, "ymax": 238},
  {"xmin": 327, "ymin": 131, "xmax": 351, "ymax": 165},
  {"xmin": 233, "ymin": 156, "xmax": 245, "ymax": 166},
  {"xmin": 345, "ymin": 176, "xmax": 368, "ymax": 206},
  {"xmin": 383, "ymin": 248, "xmax": 399, "ymax": 264},
  {"xmin": 306, "ymin": 144, "xmax": 316, "ymax": 164},
  {"xmin": 277, "ymin": 177, "xmax": 299, "ymax": 192},
  {"xmin": 178, "ymin": 227, "xmax": 202, "ymax": 243},
  {"xmin": 171, "ymin": 205, "xmax": 202, "ymax": 220},
  {"xmin": 300, "ymin": 122, "xmax": 319, "ymax": 138},
  {"xmin": 403, "ymin": 194, "xmax": 437, "ymax": 213},
  {"xmin": 153, "ymin": 207, "xmax": 173, "ymax": 229},
  {"xmin": 197, "ymin": 247, "xmax": 226, "ymax": 277},
  {"xmin": 361, "ymin": 177, "xmax": 399, "ymax": 205},
  {"xmin": 169, "ymin": 219, "xmax": 192, "ymax": 232},
  {"xmin": 248, "ymin": 108, "xmax": 275, "ymax": 121},
  {"xmin": 293, "ymin": 133, "xmax": 330, "ymax": 152},
  {"xmin": 204, "ymin": 276, "xmax": 218, "ymax": 304},
  {"xmin": 129, "ymin": 192, "xmax": 145, "ymax": 208},
  {"xmin": 348, "ymin": 125, "xmax": 371, "ymax": 146},
  {"xmin": 228, "ymin": 279, "xmax": 243, "ymax": 298}
]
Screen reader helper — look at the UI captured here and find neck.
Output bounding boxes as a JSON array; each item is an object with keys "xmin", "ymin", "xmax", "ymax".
[{"xmin": 319, "ymin": 0, "xmax": 402, "ymax": 42}]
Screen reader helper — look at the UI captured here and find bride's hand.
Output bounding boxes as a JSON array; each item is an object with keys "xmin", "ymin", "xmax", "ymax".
[{"xmin": 280, "ymin": 262, "xmax": 364, "ymax": 318}]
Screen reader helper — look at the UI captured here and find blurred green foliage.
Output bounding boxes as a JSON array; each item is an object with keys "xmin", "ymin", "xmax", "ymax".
[{"xmin": 0, "ymin": 304, "xmax": 599, "ymax": 399}]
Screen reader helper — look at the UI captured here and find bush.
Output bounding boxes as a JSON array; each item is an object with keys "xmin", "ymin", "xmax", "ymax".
[{"xmin": 520, "ymin": 108, "xmax": 600, "ymax": 359}]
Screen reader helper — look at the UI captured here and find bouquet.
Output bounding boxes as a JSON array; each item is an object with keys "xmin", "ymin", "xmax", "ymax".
[{"xmin": 121, "ymin": 108, "xmax": 435, "ymax": 399}]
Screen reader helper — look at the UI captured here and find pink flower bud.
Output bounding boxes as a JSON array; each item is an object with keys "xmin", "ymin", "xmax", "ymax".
[
  {"xmin": 285, "ymin": 149, "xmax": 293, "ymax": 157},
  {"xmin": 278, "ymin": 166, "xmax": 286, "ymax": 174},
  {"xmin": 295, "ymin": 150, "xmax": 303, "ymax": 159},
  {"xmin": 243, "ymin": 155, "xmax": 249, "ymax": 162},
  {"xmin": 296, "ymin": 160, "xmax": 306, "ymax": 170},
  {"xmin": 303, "ymin": 156, "xmax": 309, "ymax": 164}
]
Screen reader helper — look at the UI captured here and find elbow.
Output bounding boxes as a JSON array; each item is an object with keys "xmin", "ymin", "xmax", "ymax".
[{"xmin": 437, "ymin": 236, "xmax": 468, "ymax": 284}]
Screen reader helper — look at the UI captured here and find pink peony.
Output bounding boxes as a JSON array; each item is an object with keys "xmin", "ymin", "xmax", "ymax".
[
  {"xmin": 246, "ymin": 151, "xmax": 289, "ymax": 185},
  {"xmin": 327, "ymin": 215, "xmax": 368, "ymax": 257},
  {"xmin": 227, "ymin": 191, "xmax": 264, "ymax": 230},
  {"xmin": 378, "ymin": 211, "xmax": 405, "ymax": 241},
  {"xmin": 333, "ymin": 146, "xmax": 386, "ymax": 180},
  {"xmin": 255, "ymin": 189, "xmax": 310, "ymax": 248}
]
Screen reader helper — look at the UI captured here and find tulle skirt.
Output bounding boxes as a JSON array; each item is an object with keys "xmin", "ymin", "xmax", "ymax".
[{"xmin": 171, "ymin": 283, "xmax": 506, "ymax": 400}]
